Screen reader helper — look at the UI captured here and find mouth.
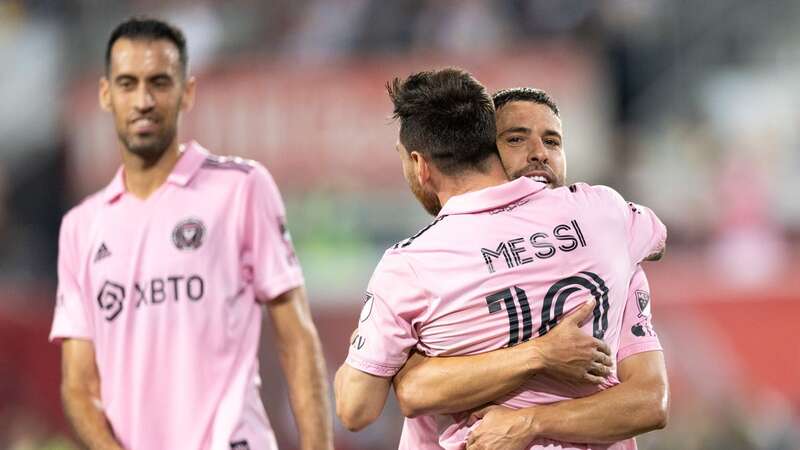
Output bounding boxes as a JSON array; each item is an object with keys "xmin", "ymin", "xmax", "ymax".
[
  {"xmin": 523, "ymin": 170, "xmax": 554, "ymax": 187},
  {"xmin": 130, "ymin": 116, "xmax": 160, "ymax": 134}
]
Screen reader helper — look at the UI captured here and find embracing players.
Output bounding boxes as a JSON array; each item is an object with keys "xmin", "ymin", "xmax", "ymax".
[{"xmin": 335, "ymin": 69, "xmax": 666, "ymax": 450}]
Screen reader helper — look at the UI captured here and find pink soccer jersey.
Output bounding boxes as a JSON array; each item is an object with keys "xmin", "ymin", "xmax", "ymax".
[
  {"xmin": 345, "ymin": 177, "xmax": 666, "ymax": 450},
  {"xmin": 396, "ymin": 265, "xmax": 663, "ymax": 450},
  {"xmin": 50, "ymin": 141, "xmax": 303, "ymax": 450}
]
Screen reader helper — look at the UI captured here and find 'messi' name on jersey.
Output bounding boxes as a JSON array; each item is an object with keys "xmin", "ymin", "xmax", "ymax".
[{"xmin": 480, "ymin": 219, "xmax": 587, "ymax": 273}]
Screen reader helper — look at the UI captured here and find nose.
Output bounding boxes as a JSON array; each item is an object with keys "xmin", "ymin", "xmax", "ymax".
[
  {"xmin": 134, "ymin": 85, "xmax": 155, "ymax": 112},
  {"xmin": 527, "ymin": 139, "xmax": 548, "ymax": 164}
]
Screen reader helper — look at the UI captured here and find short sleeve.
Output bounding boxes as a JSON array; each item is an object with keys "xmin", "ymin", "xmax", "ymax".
[
  {"xmin": 241, "ymin": 164, "xmax": 304, "ymax": 302},
  {"xmin": 50, "ymin": 211, "xmax": 93, "ymax": 342},
  {"xmin": 345, "ymin": 252, "xmax": 427, "ymax": 377},
  {"xmin": 617, "ymin": 265, "xmax": 662, "ymax": 362},
  {"xmin": 597, "ymin": 185, "xmax": 667, "ymax": 265}
]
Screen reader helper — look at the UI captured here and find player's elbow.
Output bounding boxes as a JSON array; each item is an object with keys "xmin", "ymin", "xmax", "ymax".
[
  {"xmin": 641, "ymin": 381, "xmax": 670, "ymax": 431},
  {"xmin": 651, "ymin": 385, "xmax": 670, "ymax": 430},
  {"xmin": 394, "ymin": 382, "xmax": 429, "ymax": 418},
  {"xmin": 336, "ymin": 401, "xmax": 378, "ymax": 432}
]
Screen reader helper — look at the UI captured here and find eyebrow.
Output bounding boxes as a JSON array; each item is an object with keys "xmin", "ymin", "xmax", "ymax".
[
  {"xmin": 542, "ymin": 129, "xmax": 563, "ymax": 139},
  {"xmin": 499, "ymin": 126, "xmax": 563, "ymax": 139},
  {"xmin": 498, "ymin": 126, "xmax": 531, "ymax": 136},
  {"xmin": 113, "ymin": 72, "xmax": 174, "ymax": 82},
  {"xmin": 113, "ymin": 74, "xmax": 137, "ymax": 82}
]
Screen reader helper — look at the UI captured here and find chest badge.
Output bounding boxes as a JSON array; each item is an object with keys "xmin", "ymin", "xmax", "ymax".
[{"xmin": 172, "ymin": 218, "xmax": 206, "ymax": 250}]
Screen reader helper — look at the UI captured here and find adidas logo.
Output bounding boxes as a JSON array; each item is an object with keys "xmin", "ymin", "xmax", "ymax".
[{"xmin": 94, "ymin": 243, "xmax": 111, "ymax": 262}]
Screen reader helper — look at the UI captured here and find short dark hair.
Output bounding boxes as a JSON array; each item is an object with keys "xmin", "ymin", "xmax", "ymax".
[
  {"xmin": 492, "ymin": 87, "xmax": 559, "ymax": 116},
  {"xmin": 105, "ymin": 17, "xmax": 188, "ymax": 76},
  {"xmin": 387, "ymin": 68, "xmax": 497, "ymax": 175}
]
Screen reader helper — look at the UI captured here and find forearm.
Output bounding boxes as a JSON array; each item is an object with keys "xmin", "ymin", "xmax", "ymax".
[
  {"xmin": 527, "ymin": 377, "xmax": 668, "ymax": 443},
  {"xmin": 394, "ymin": 344, "xmax": 536, "ymax": 417},
  {"xmin": 278, "ymin": 331, "xmax": 333, "ymax": 450},
  {"xmin": 61, "ymin": 386, "xmax": 123, "ymax": 450}
]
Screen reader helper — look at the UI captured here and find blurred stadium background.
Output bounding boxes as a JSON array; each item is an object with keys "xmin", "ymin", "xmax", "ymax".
[{"xmin": 2, "ymin": 0, "xmax": 800, "ymax": 449}]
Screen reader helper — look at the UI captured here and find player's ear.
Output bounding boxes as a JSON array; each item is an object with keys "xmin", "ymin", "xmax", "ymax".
[
  {"xmin": 180, "ymin": 75, "xmax": 196, "ymax": 112},
  {"xmin": 411, "ymin": 151, "xmax": 430, "ymax": 185},
  {"xmin": 99, "ymin": 77, "xmax": 111, "ymax": 112}
]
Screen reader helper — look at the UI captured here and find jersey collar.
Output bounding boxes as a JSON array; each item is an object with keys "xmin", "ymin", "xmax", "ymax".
[
  {"xmin": 437, "ymin": 177, "xmax": 547, "ymax": 216},
  {"xmin": 102, "ymin": 140, "xmax": 209, "ymax": 203}
]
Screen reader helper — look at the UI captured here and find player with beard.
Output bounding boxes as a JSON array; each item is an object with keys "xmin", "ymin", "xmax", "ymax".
[
  {"xmin": 390, "ymin": 88, "xmax": 668, "ymax": 450},
  {"xmin": 334, "ymin": 69, "xmax": 666, "ymax": 450},
  {"xmin": 50, "ymin": 17, "xmax": 332, "ymax": 450}
]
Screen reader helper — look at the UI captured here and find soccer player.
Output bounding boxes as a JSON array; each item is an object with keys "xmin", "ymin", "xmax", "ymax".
[
  {"xmin": 334, "ymin": 69, "xmax": 666, "ymax": 449},
  {"xmin": 391, "ymin": 89, "xmax": 668, "ymax": 449},
  {"xmin": 49, "ymin": 17, "xmax": 333, "ymax": 450}
]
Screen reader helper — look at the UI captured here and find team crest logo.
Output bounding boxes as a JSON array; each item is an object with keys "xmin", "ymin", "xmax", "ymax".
[
  {"xmin": 172, "ymin": 218, "xmax": 205, "ymax": 250},
  {"xmin": 635, "ymin": 290, "xmax": 650, "ymax": 317}
]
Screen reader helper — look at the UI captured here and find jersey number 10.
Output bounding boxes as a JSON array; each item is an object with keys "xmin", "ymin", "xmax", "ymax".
[{"xmin": 486, "ymin": 271, "xmax": 610, "ymax": 346}]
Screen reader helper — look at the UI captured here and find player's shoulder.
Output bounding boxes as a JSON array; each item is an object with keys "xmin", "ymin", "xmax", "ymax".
[
  {"xmin": 198, "ymin": 152, "xmax": 263, "ymax": 182},
  {"xmin": 197, "ymin": 152, "xmax": 279, "ymax": 192},
  {"xmin": 200, "ymin": 153, "xmax": 258, "ymax": 174},
  {"xmin": 61, "ymin": 189, "xmax": 107, "ymax": 230},
  {"xmin": 562, "ymin": 182, "xmax": 621, "ymax": 198},
  {"xmin": 557, "ymin": 182, "xmax": 628, "ymax": 208},
  {"xmin": 389, "ymin": 215, "xmax": 448, "ymax": 253}
]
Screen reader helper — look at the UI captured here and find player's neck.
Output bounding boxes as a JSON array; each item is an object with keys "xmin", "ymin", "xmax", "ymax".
[
  {"xmin": 436, "ymin": 161, "xmax": 509, "ymax": 207},
  {"xmin": 121, "ymin": 141, "xmax": 182, "ymax": 200}
]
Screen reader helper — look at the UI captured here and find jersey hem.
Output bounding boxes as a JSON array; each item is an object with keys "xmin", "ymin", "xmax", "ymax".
[
  {"xmin": 344, "ymin": 355, "xmax": 400, "ymax": 377},
  {"xmin": 617, "ymin": 342, "xmax": 662, "ymax": 362}
]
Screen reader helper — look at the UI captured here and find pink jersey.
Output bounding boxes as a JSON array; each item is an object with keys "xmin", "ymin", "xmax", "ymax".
[
  {"xmin": 345, "ymin": 177, "xmax": 666, "ymax": 450},
  {"xmin": 50, "ymin": 141, "xmax": 303, "ymax": 450},
  {"xmin": 397, "ymin": 265, "xmax": 663, "ymax": 450}
]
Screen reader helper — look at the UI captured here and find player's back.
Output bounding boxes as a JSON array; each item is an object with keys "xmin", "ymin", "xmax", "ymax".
[
  {"xmin": 402, "ymin": 178, "xmax": 661, "ymax": 399},
  {"xmin": 347, "ymin": 177, "xmax": 665, "ymax": 450}
]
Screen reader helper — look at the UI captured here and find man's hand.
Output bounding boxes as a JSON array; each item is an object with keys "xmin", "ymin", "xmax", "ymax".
[
  {"xmin": 392, "ymin": 298, "xmax": 612, "ymax": 417},
  {"xmin": 532, "ymin": 298, "xmax": 612, "ymax": 384},
  {"xmin": 466, "ymin": 405, "xmax": 535, "ymax": 450}
]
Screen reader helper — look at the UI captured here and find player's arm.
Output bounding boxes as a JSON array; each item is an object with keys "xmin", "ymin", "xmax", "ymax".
[
  {"xmin": 336, "ymin": 252, "xmax": 424, "ymax": 430},
  {"xmin": 60, "ymin": 339, "xmax": 124, "ymax": 450},
  {"xmin": 466, "ymin": 351, "xmax": 668, "ymax": 449},
  {"xmin": 267, "ymin": 287, "xmax": 333, "ymax": 450},
  {"xmin": 334, "ymin": 363, "xmax": 392, "ymax": 431},
  {"xmin": 393, "ymin": 299, "xmax": 612, "ymax": 417},
  {"xmin": 467, "ymin": 266, "xmax": 668, "ymax": 448}
]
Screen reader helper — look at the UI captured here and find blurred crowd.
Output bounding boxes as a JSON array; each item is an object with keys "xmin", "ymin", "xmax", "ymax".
[{"xmin": 1, "ymin": 0, "xmax": 799, "ymax": 449}]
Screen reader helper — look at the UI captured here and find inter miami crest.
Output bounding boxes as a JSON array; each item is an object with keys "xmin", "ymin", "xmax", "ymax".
[{"xmin": 172, "ymin": 218, "xmax": 205, "ymax": 250}]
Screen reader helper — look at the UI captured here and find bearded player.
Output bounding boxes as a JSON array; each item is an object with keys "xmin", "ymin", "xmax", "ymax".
[{"xmin": 334, "ymin": 69, "xmax": 665, "ymax": 449}]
